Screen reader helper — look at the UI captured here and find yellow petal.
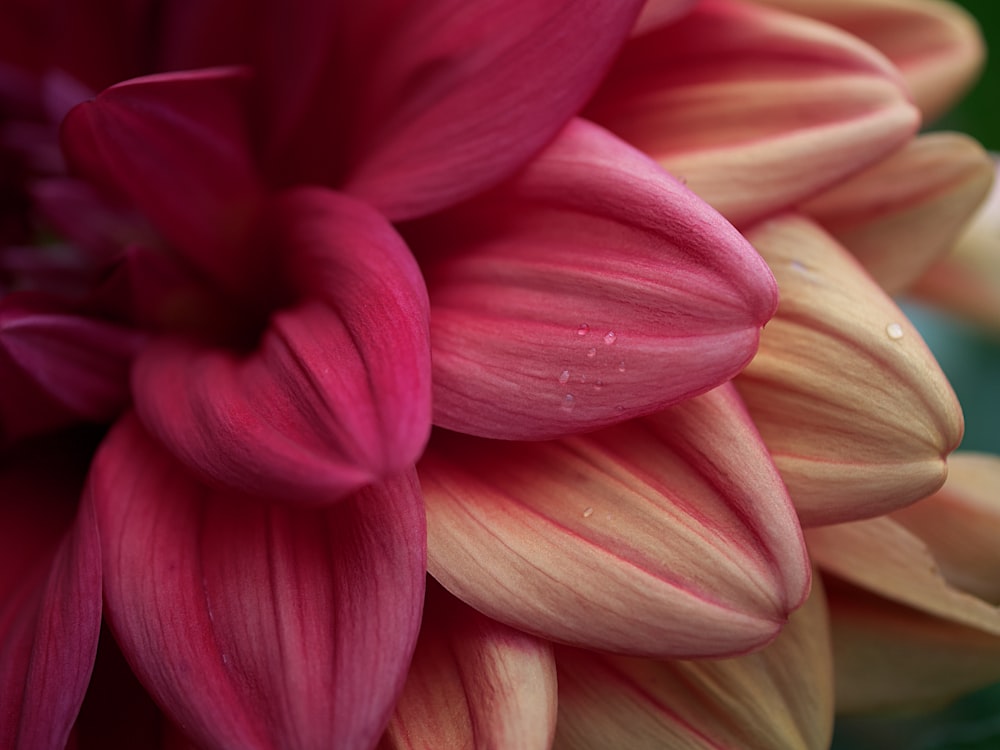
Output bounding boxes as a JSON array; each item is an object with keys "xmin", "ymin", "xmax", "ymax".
[
  {"xmin": 751, "ymin": 0, "xmax": 985, "ymax": 122},
  {"xmin": 809, "ymin": 455, "xmax": 1000, "ymax": 712},
  {"xmin": 552, "ymin": 576, "xmax": 833, "ymax": 750},
  {"xmin": 802, "ymin": 133, "xmax": 995, "ymax": 294},
  {"xmin": 420, "ymin": 384, "xmax": 810, "ymax": 659},
  {"xmin": 381, "ymin": 582, "xmax": 556, "ymax": 750},
  {"xmin": 736, "ymin": 214, "xmax": 963, "ymax": 526}
]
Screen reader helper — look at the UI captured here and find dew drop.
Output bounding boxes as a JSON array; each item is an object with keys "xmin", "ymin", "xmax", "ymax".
[
  {"xmin": 603, "ymin": 331, "xmax": 617, "ymax": 345},
  {"xmin": 594, "ymin": 379, "xmax": 604, "ymax": 391},
  {"xmin": 885, "ymin": 323, "xmax": 904, "ymax": 340},
  {"xmin": 561, "ymin": 393, "xmax": 576, "ymax": 412},
  {"xmin": 586, "ymin": 347, "xmax": 597, "ymax": 358},
  {"xmin": 558, "ymin": 369, "xmax": 570, "ymax": 384},
  {"xmin": 582, "ymin": 507, "xmax": 594, "ymax": 518},
  {"xmin": 579, "ymin": 374, "xmax": 587, "ymax": 384},
  {"xmin": 614, "ymin": 404, "xmax": 625, "ymax": 413},
  {"xmin": 576, "ymin": 323, "xmax": 590, "ymax": 336},
  {"xmin": 617, "ymin": 360, "xmax": 626, "ymax": 373}
]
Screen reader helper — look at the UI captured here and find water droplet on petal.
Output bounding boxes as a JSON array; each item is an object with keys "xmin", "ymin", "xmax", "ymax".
[
  {"xmin": 617, "ymin": 361, "xmax": 626, "ymax": 373},
  {"xmin": 614, "ymin": 404, "xmax": 625, "ymax": 413},
  {"xmin": 562, "ymin": 393, "xmax": 576, "ymax": 412},
  {"xmin": 594, "ymin": 379, "xmax": 604, "ymax": 391},
  {"xmin": 558, "ymin": 370, "xmax": 570, "ymax": 384},
  {"xmin": 886, "ymin": 323, "xmax": 904, "ymax": 340},
  {"xmin": 577, "ymin": 323, "xmax": 590, "ymax": 336},
  {"xmin": 603, "ymin": 331, "xmax": 617, "ymax": 345},
  {"xmin": 579, "ymin": 374, "xmax": 587, "ymax": 384},
  {"xmin": 582, "ymin": 507, "xmax": 594, "ymax": 518},
  {"xmin": 586, "ymin": 348, "xmax": 596, "ymax": 358}
]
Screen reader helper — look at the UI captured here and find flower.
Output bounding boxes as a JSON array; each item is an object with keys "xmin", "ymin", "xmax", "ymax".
[{"xmin": 1, "ymin": 0, "xmax": 996, "ymax": 748}]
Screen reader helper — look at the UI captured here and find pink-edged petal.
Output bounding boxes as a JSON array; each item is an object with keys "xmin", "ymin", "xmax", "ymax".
[
  {"xmin": 60, "ymin": 68, "xmax": 267, "ymax": 297},
  {"xmin": 382, "ymin": 580, "xmax": 557, "ymax": 750},
  {"xmin": 91, "ymin": 413, "xmax": 426, "ymax": 750},
  {"xmin": 587, "ymin": 0, "xmax": 919, "ymax": 227},
  {"xmin": 133, "ymin": 188, "xmax": 431, "ymax": 504},
  {"xmin": 420, "ymin": 384, "xmax": 810, "ymax": 658},
  {"xmin": 257, "ymin": 0, "xmax": 648, "ymax": 219},
  {"xmin": 0, "ymin": 434, "xmax": 102, "ymax": 750},
  {"xmin": 409, "ymin": 118, "xmax": 776, "ymax": 440}
]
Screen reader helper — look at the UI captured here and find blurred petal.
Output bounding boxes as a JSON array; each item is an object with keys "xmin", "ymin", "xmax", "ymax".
[
  {"xmin": 751, "ymin": 0, "xmax": 985, "ymax": 122},
  {"xmin": 587, "ymin": 0, "xmax": 919, "ymax": 226},
  {"xmin": 420, "ymin": 384, "xmax": 809, "ymax": 659},
  {"xmin": 910, "ymin": 154, "xmax": 1000, "ymax": 331},
  {"xmin": 414, "ymin": 119, "xmax": 777, "ymax": 441},
  {"xmin": 811, "ymin": 455, "xmax": 1000, "ymax": 711},
  {"xmin": 258, "ymin": 0, "xmax": 648, "ymax": 219},
  {"xmin": 553, "ymin": 576, "xmax": 832, "ymax": 750},
  {"xmin": 802, "ymin": 133, "xmax": 995, "ymax": 293},
  {"xmin": 735, "ymin": 214, "xmax": 963, "ymax": 526},
  {"xmin": 91, "ymin": 413, "xmax": 426, "ymax": 750},
  {"xmin": 134, "ymin": 188, "xmax": 431, "ymax": 505},
  {"xmin": 61, "ymin": 68, "xmax": 267, "ymax": 296},
  {"xmin": 0, "ymin": 433, "xmax": 102, "ymax": 750},
  {"xmin": 381, "ymin": 581, "xmax": 556, "ymax": 750}
]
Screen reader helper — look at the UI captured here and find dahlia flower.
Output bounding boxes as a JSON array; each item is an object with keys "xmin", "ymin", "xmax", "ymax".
[{"xmin": 0, "ymin": 0, "xmax": 997, "ymax": 749}]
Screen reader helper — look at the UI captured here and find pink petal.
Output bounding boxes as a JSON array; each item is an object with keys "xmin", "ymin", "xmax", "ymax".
[
  {"xmin": 133, "ymin": 188, "xmax": 431, "ymax": 504},
  {"xmin": 421, "ymin": 384, "xmax": 810, "ymax": 658},
  {"xmin": 256, "ymin": 0, "xmax": 650, "ymax": 219},
  {"xmin": 90, "ymin": 413, "xmax": 427, "ymax": 750},
  {"xmin": 410, "ymin": 119, "xmax": 777, "ymax": 440},
  {"xmin": 587, "ymin": 0, "xmax": 919, "ymax": 227},
  {"xmin": 0, "ymin": 434, "xmax": 102, "ymax": 749},
  {"xmin": 60, "ymin": 68, "xmax": 267, "ymax": 297}
]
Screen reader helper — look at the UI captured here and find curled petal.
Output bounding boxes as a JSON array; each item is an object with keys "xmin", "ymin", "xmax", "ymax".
[
  {"xmin": 90, "ymin": 413, "xmax": 426, "ymax": 750},
  {"xmin": 811, "ymin": 455, "xmax": 1000, "ymax": 712},
  {"xmin": 753, "ymin": 0, "xmax": 985, "ymax": 122},
  {"xmin": 735, "ymin": 214, "xmax": 963, "ymax": 526},
  {"xmin": 1, "ymin": 295, "xmax": 143, "ymax": 441},
  {"xmin": 61, "ymin": 68, "xmax": 267, "ymax": 296},
  {"xmin": 262, "ymin": 0, "xmax": 647, "ymax": 218},
  {"xmin": 134, "ymin": 188, "xmax": 431, "ymax": 505},
  {"xmin": 381, "ymin": 581, "xmax": 556, "ymax": 750},
  {"xmin": 587, "ymin": 0, "xmax": 919, "ymax": 226},
  {"xmin": 0, "ymin": 435, "xmax": 102, "ymax": 749},
  {"xmin": 420, "ymin": 384, "xmax": 809, "ymax": 659},
  {"xmin": 414, "ymin": 119, "xmax": 776, "ymax": 441},
  {"xmin": 553, "ymin": 577, "xmax": 832, "ymax": 750},
  {"xmin": 802, "ymin": 133, "xmax": 995, "ymax": 294}
]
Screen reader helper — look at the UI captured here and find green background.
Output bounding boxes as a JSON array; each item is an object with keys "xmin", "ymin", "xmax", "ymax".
[{"xmin": 833, "ymin": 1, "xmax": 1000, "ymax": 748}]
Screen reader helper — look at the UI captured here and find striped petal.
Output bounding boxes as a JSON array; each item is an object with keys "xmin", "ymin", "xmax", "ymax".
[
  {"xmin": 420, "ymin": 384, "xmax": 809, "ymax": 658},
  {"xmin": 587, "ymin": 0, "xmax": 919, "ymax": 226},
  {"xmin": 90, "ymin": 413, "xmax": 426, "ymax": 750},
  {"xmin": 414, "ymin": 118, "xmax": 776, "ymax": 441},
  {"xmin": 735, "ymin": 214, "xmax": 963, "ymax": 525}
]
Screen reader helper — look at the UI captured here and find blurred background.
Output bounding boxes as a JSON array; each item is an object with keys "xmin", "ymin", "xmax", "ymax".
[{"xmin": 833, "ymin": 1, "xmax": 1000, "ymax": 748}]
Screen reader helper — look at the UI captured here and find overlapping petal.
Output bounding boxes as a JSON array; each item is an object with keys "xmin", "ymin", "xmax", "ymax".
[
  {"xmin": 420, "ymin": 384, "xmax": 809, "ymax": 659},
  {"xmin": 60, "ymin": 68, "xmax": 267, "ymax": 296},
  {"xmin": 412, "ymin": 119, "xmax": 777, "ymax": 440},
  {"xmin": 735, "ymin": 214, "xmax": 963, "ymax": 525},
  {"xmin": 133, "ymin": 188, "xmax": 431, "ymax": 505},
  {"xmin": 802, "ymin": 132, "xmax": 995, "ymax": 293},
  {"xmin": 90, "ymin": 413, "xmax": 426, "ymax": 750},
  {"xmin": 253, "ymin": 0, "xmax": 652, "ymax": 219},
  {"xmin": 553, "ymin": 577, "xmax": 832, "ymax": 750},
  {"xmin": 587, "ymin": 0, "xmax": 919, "ymax": 227},
  {"xmin": 752, "ymin": 0, "xmax": 985, "ymax": 122},
  {"xmin": 0, "ymin": 434, "xmax": 101, "ymax": 750},
  {"xmin": 381, "ymin": 581, "xmax": 557, "ymax": 750}
]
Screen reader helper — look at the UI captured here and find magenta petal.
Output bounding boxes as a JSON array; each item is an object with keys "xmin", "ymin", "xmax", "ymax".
[
  {"xmin": 60, "ymin": 68, "xmax": 266, "ymax": 294},
  {"xmin": 413, "ymin": 119, "xmax": 777, "ymax": 440},
  {"xmin": 133, "ymin": 188, "xmax": 432, "ymax": 504},
  {"xmin": 0, "ymin": 438, "xmax": 102, "ymax": 749},
  {"xmin": 272, "ymin": 0, "xmax": 648, "ymax": 219},
  {"xmin": 91, "ymin": 414, "xmax": 426, "ymax": 750}
]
